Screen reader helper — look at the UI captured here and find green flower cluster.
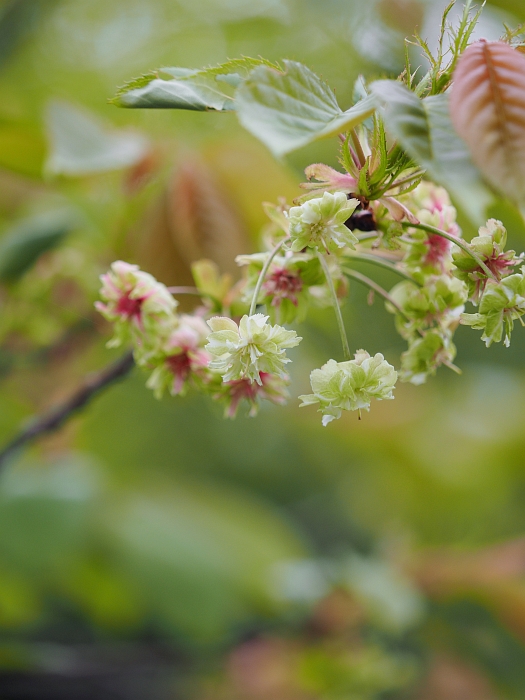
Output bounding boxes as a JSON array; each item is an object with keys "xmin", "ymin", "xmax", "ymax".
[
  {"xmin": 96, "ymin": 166, "xmax": 525, "ymax": 426},
  {"xmin": 461, "ymin": 266, "xmax": 525, "ymax": 347},
  {"xmin": 299, "ymin": 351, "xmax": 397, "ymax": 425},
  {"xmin": 453, "ymin": 219, "xmax": 521, "ymax": 303},
  {"xmin": 387, "ymin": 275, "xmax": 467, "ymax": 384},
  {"xmin": 236, "ymin": 251, "xmax": 334, "ymax": 324},
  {"xmin": 96, "ymin": 263, "xmax": 298, "ymax": 418}
]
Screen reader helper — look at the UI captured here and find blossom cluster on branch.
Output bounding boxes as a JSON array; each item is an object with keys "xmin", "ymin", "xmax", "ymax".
[{"xmin": 96, "ymin": 149, "xmax": 525, "ymax": 425}]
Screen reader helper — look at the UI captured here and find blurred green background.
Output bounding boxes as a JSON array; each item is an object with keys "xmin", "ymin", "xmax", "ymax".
[{"xmin": 1, "ymin": 0, "xmax": 525, "ymax": 698}]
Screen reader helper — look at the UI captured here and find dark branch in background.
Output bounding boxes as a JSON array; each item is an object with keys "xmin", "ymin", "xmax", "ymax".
[{"xmin": 0, "ymin": 351, "xmax": 134, "ymax": 469}]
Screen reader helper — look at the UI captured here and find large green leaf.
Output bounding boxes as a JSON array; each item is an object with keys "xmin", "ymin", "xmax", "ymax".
[
  {"xmin": 45, "ymin": 101, "xmax": 149, "ymax": 176},
  {"xmin": 113, "ymin": 58, "xmax": 376, "ymax": 156},
  {"xmin": 369, "ymin": 80, "xmax": 493, "ymax": 224},
  {"xmin": 236, "ymin": 60, "xmax": 377, "ymax": 156},
  {"xmin": 114, "ymin": 68, "xmax": 234, "ymax": 111},
  {"xmin": 112, "ymin": 58, "xmax": 279, "ymax": 111}
]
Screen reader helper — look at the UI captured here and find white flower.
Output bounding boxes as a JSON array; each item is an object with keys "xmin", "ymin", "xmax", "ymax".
[
  {"xmin": 287, "ymin": 192, "xmax": 359, "ymax": 253},
  {"xmin": 206, "ymin": 314, "xmax": 301, "ymax": 385}
]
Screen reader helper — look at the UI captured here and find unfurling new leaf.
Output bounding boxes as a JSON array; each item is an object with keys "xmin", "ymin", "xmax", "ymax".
[{"xmin": 450, "ymin": 41, "xmax": 525, "ymax": 205}]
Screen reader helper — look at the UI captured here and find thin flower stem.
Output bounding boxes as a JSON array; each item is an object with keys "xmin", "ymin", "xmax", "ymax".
[
  {"xmin": 342, "ymin": 267, "xmax": 413, "ymax": 322},
  {"xmin": 249, "ymin": 240, "xmax": 286, "ymax": 316},
  {"xmin": 401, "ymin": 221, "xmax": 497, "ymax": 280},
  {"xmin": 356, "ymin": 231, "xmax": 379, "ymax": 242},
  {"xmin": 317, "ymin": 252, "xmax": 351, "ymax": 361},
  {"xmin": 344, "ymin": 252, "xmax": 421, "ymax": 285}
]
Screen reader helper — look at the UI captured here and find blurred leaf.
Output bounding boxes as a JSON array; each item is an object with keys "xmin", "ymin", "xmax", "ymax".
[
  {"xmin": 0, "ymin": 0, "xmax": 49, "ymax": 68},
  {"xmin": 435, "ymin": 599, "xmax": 525, "ymax": 696},
  {"xmin": 370, "ymin": 80, "xmax": 494, "ymax": 224},
  {"xmin": 104, "ymin": 481, "xmax": 306, "ymax": 640},
  {"xmin": 45, "ymin": 100, "xmax": 149, "ymax": 176},
  {"xmin": 64, "ymin": 559, "xmax": 142, "ymax": 629},
  {"xmin": 138, "ymin": 158, "xmax": 250, "ymax": 286},
  {"xmin": 236, "ymin": 60, "xmax": 377, "ymax": 156},
  {"xmin": 0, "ymin": 209, "xmax": 78, "ymax": 283},
  {"xmin": 0, "ymin": 457, "xmax": 100, "ymax": 574},
  {"xmin": 450, "ymin": 41, "xmax": 525, "ymax": 205},
  {"xmin": 113, "ymin": 58, "xmax": 279, "ymax": 111},
  {"xmin": 191, "ymin": 259, "xmax": 232, "ymax": 308},
  {"xmin": 0, "ymin": 572, "xmax": 41, "ymax": 627},
  {"xmin": 0, "ymin": 122, "xmax": 46, "ymax": 178},
  {"xmin": 345, "ymin": 554, "xmax": 424, "ymax": 632}
]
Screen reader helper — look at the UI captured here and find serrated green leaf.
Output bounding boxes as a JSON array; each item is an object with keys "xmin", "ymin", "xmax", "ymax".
[
  {"xmin": 370, "ymin": 79, "xmax": 493, "ymax": 223},
  {"xmin": 45, "ymin": 100, "xmax": 149, "ymax": 176},
  {"xmin": 115, "ymin": 73, "xmax": 234, "ymax": 111},
  {"xmin": 113, "ymin": 58, "xmax": 279, "ymax": 111},
  {"xmin": 0, "ymin": 210, "xmax": 78, "ymax": 283},
  {"xmin": 236, "ymin": 60, "xmax": 377, "ymax": 156}
]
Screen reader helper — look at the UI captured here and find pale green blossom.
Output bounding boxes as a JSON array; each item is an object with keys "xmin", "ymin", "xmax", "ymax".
[
  {"xmin": 206, "ymin": 314, "xmax": 301, "ymax": 385},
  {"xmin": 299, "ymin": 351, "xmax": 397, "ymax": 425},
  {"xmin": 287, "ymin": 192, "xmax": 359, "ymax": 253}
]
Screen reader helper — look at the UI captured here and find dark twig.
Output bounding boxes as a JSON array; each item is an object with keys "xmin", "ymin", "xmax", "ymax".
[{"xmin": 0, "ymin": 351, "xmax": 135, "ymax": 469}]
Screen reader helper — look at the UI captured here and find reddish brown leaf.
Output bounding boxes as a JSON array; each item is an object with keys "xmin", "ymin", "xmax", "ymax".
[
  {"xmin": 450, "ymin": 40, "xmax": 525, "ymax": 203},
  {"xmin": 133, "ymin": 157, "xmax": 250, "ymax": 293}
]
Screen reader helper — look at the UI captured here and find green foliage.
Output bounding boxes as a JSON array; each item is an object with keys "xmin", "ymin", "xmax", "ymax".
[
  {"xmin": 370, "ymin": 80, "xmax": 494, "ymax": 223},
  {"xmin": 0, "ymin": 210, "xmax": 78, "ymax": 283},
  {"xmin": 112, "ymin": 57, "xmax": 280, "ymax": 111},
  {"xmin": 115, "ymin": 57, "xmax": 377, "ymax": 156},
  {"xmin": 236, "ymin": 60, "xmax": 377, "ymax": 156},
  {"xmin": 45, "ymin": 100, "xmax": 149, "ymax": 176},
  {"xmin": 406, "ymin": 0, "xmax": 485, "ymax": 97}
]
